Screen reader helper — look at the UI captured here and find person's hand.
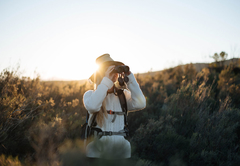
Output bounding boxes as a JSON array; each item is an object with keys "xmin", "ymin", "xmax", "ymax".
[
  {"xmin": 125, "ymin": 66, "xmax": 131, "ymax": 76},
  {"xmin": 105, "ymin": 65, "xmax": 118, "ymax": 82},
  {"xmin": 125, "ymin": 71, "xmax": 131, "ymax": 76}
]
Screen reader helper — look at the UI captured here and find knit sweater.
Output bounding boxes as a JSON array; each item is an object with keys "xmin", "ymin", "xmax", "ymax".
[{"xmin": 83, "ymin": 73, "xmax": 146, "ymax": 159}]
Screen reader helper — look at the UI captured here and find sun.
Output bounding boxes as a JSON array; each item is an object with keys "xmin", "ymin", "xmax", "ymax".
[{"xmin": 74, "ymin": 59, "xmax": 100, "ymax": 81}]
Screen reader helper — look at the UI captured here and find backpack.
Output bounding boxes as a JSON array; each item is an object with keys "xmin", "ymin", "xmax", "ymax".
[
  {"xmin": 80, "ymin": 88, "xmax": 128, "ymax": 145},
  {"xmin": 79, "ymin": 112, "xmax": 96, "ymax": 140}
]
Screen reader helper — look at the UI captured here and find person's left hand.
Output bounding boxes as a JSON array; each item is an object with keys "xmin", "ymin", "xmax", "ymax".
[{"xmin": 125, "ymin": 66, "xmax": 131, "ymax": 76}]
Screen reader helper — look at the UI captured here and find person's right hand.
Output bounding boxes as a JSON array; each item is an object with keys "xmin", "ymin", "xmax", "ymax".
[{"xmin": 105, "ymin": 65, "xmax": 118, "ymax": 82}]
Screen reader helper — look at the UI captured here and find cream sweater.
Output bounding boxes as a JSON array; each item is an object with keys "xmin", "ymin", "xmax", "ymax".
[{"xmin": 83, "ymin": 73, "xmax": 146, "ymax": 159}]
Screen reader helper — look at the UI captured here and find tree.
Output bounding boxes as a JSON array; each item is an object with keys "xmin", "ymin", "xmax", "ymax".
[
  {"xmin": 211, "ymin": 53, "xmax": 220, "ymax": 62},
  {"xmin": 211, "ymin": 51, "xmax": 228, "ymax": 67},
  {"xmin": 220, "ymin": 51, "xmax": 228, "ymax": 61}
]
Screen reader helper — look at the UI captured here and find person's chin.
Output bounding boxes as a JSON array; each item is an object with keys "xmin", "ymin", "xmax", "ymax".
[{"xmin": 112, "ymin": 78, "xmax": 117, "ymax": 83}]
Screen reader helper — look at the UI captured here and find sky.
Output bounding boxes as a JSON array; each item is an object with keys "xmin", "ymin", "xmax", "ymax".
[{"xmin": 0, "ymin": 0, "xmax": 240, "ymax": 81}]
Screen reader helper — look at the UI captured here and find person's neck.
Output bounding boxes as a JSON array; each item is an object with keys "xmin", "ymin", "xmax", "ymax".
[{"xmin": 107, "ymin": 85, "xmax": 115, "ymax": 94}]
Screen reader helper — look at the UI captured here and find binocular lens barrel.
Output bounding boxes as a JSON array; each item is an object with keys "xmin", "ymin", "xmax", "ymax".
[{"xmin": 114, "ymin": 65, "xmax": 129, "ymax": 73}]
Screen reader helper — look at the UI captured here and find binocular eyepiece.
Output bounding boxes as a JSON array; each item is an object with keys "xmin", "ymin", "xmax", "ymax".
[{"xmin": 112, "ymin": 65, "xmax": 129, "ymax": 74}]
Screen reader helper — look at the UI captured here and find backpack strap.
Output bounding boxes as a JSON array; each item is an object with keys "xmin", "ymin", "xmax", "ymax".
[
  {"xmin": 83, "ymin": 112, "xmax": 97, "ymax": 147},
  {"xmin": 107, "ymin": 110, "xmax": 125, "ymax": 123},
  {"xmin": 117, "ymin": 89, "xmax": 129, "ymax": 136},
  {"xmin": 86, "ymin": 112, "xmax": 97, "ymax": 138},
  {"xmin": 86, "ymin": 111, "xmax": 89, "ymax": 123},
  {"xmin": 90, "ymin": 113, "xmax": 97, "ymax": 128}
]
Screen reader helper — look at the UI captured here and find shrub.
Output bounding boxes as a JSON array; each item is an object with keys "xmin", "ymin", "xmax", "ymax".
[
  {"xmin": 131, "ymin": 66, "xmax": 240, "ymax": 165},
  {"xmin": 131, "ymin": 116, "xmax": 188, "ymax": 165},
  {"xmin": 0, "ymin": 154, "xmax": 22, "ymax": 166},
  {"xmin": 218, "ymin": 66, "xmax": 240, "ymax": 108}
]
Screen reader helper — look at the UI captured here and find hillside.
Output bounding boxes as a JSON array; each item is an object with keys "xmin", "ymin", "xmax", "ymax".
[
  {"xmin": 1, "ymin": 57, "xmax": 240, "ymax": 165},
  {"xmin": 135, "ymin": 58, "xmax": 240, "ymax": 78}
]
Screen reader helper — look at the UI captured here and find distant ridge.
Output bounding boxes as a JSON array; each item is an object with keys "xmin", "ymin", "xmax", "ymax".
[
  {"xmin": 135, "ymin": 58, "xmax": 240, "ymax": 77},
  {"xmin": 41, "ymin": 79, "xmax": 88, "ymax": 85},
  {"xmin": 42, "ymin": 58, "xmax": 239, "ymax": 83}
]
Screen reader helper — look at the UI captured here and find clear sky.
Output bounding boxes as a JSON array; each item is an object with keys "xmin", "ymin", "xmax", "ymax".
[{"xmin": 1, "ymin": 0, "xmax": 240, "ymax": 80}]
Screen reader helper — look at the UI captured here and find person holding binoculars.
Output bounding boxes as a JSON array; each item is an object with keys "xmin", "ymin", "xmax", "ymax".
[{"xmin": 83, "ymin": 53, "xmax": 146, "ymax": 163}]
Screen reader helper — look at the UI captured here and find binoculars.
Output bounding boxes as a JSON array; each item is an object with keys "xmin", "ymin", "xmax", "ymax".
[
  {"xmin": 112, "ymin": 65, "xmax": 129, "ymax": 74},
  {"xmin": 112, "ymin": 65, "xmax": 130, "ymax": 86}
]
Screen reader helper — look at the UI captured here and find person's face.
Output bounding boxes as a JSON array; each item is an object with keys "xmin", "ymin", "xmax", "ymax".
[{"xmin": 111, "ymin": 72, "xmax": 118, "ymax": 82}]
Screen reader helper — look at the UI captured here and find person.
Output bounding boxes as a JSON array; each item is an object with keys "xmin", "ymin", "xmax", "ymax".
[{"xmin": 83, "ymin": 53, "xmax": 146, "ymax": 163}]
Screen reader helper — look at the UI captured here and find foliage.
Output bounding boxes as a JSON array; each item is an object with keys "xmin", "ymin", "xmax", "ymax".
[
  {"xmin": 131, "ymin": 64, "xmax": 240, "ymax": 165},
  {"xmin": 0, "ymin": 68, "xmax": 93, "ymax": 165},
  {"xmin": 0, "ymin": 59, "xmax": 240, "ymax": 165},
  {"xmin": 210, "ymin": 51, "xmax": 228, "ymax": 63},
  {"xmin": 217, "ymin": 65, "xmax": 240, "ymax": 108},
  {"xmin": 0, "ymin": 154, "xmax": 22, "ymax": 166}
]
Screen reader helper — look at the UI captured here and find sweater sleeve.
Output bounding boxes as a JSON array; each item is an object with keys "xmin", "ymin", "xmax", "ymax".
[
  {"xmin": 83, "ymin": 77, "xmax": 113, "ymax": 113},
  {"xmin": 125, "ymin": 73, "xmax": 146, "ymax": 111}
]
